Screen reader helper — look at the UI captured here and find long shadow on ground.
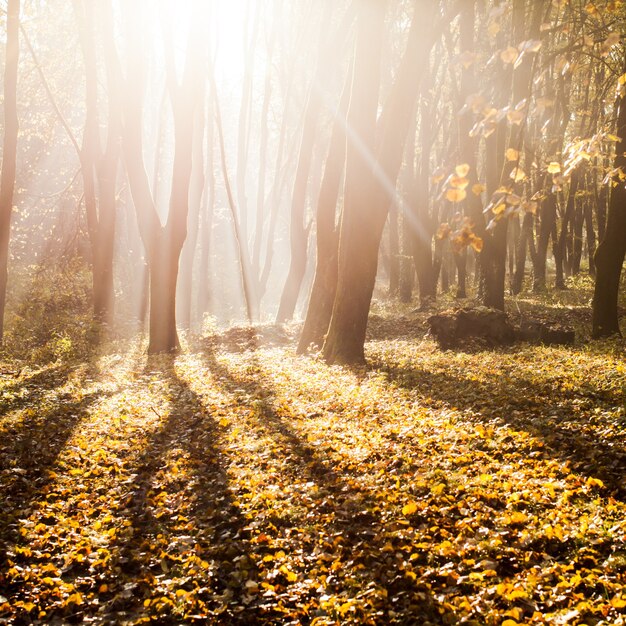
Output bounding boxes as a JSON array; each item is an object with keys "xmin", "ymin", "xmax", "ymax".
[
  {"xmin": 199, "ymin": 344, "xmax": 458, "ymax": 625},
  {"xmin": 369, "ymin": 351, "xmax": 626, "ymax": 500},
  {"xmin": 0, "ymin": 366, "xmax": 107, "ymax": 562},
  {"xmin": 101, "ymin": 357, "xmax": 260, "ymax": 624}
]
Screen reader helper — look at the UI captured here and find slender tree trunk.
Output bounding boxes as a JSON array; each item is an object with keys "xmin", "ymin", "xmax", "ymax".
[
  {"xmin": 388, "ymin": 205, "xmax": 400, "ymax": 297},
  {"xmin": 324, "ymin": 1, "xmax": 439, "ymax": 364},
  {"xmin": 572, "ymin": 189, "xmax": 584, "ymax": 275},
  {"xmin": 412, "ymin": 101, "xmax": 436, "ymax": 307},
  {"xmin": 178, "ymin": 92, "xmax": 206, "ymax": 331},
  {"xmin": 276, "ymin": 4, "xmax": 351, "ymax": 323},
  {"xmin": 74, "ymin": 0, "xmax": 120, "ymax": 326},
  {"xmin": 511, "ymin": 211, "xmax": 532, "ymax": 294},
  {"xmin": 584, "ymin": 179, "xmax": 596, "ymax": 277},
  {"xmin": 0, "ymin": 0, "xmax": 20, "ymax": 342},
  {"xmin": 322, "ymin": 0, "xmax": 387, "ymax": 364},
  {"xmin": 555, "ymin": 170, "xmax": 579, "ymax": 289},
  {"xmin": 298, "ymin": 63, "xmax": 351, "ymax": 354},
  {"xmin": 120, "ymin": 2, "xmax": 200, "ymax": 353},
  {"xmin": 592, "ymin": 72, "xmax": 626, "ymax": 338}
]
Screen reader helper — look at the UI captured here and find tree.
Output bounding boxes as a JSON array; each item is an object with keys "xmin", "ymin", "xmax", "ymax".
[
  {"xmin": 0, "ymin": 0, "xmax": 20, "ymax": 342},
  {"xmin": 323, "ymin": 0, "xmax": 439, "ymax": 365},
  {"xmin": 276, "ymin": 4, "xmax": 353, "ymax": 324},
  {"xmin": 297, "ymin": 62, "xmax": 352, "ymax": 353},
  {"xmin": 73, "ymin": 0, "xmax": 121, "ymax": 326},
  {"xmin": 592, "ymin": 65, "xmax": 626, "ymax": 338},
  {"xmin": 120, "ymin": 2, "xmax": 202, "ymax": 353}
]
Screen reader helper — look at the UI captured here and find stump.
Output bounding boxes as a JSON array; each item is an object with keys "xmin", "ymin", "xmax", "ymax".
[{"xmin": 427, "ymin": 307, "xmax": 516, "ymax": 349}]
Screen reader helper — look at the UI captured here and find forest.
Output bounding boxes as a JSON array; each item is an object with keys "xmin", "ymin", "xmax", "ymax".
[{"xmin": 0, "ymin": 0, "xmax": 625, "ymax": 624}]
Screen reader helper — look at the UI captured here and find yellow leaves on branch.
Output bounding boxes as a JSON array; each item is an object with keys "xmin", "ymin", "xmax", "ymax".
[
  {"xmin": 442, "ymin": 164, "xmax": 472, "ymax": 204},
  {"xmin": 455, "ymin": 163, "xmax": 470, "ymax": 178},
  {"xmin": 505, "ymin": 148, "xmax": 520, "ymax": 162},
  {"xmin": 445, "ymin": 188, "xmax": 467, "ymax": 203},
  {"xmin": 510, "ymin": 167, "xmax": 527, "ymax": 183}
]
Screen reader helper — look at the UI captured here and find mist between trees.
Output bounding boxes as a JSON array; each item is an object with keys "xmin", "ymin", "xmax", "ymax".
[{"xmin": 0, "ymin": 0, "xmax": 625, "ymax": 362}]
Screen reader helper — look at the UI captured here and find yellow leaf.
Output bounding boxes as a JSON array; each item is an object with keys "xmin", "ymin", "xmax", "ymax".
[
  {"xmin": 279, "ymin": 565, "xmax": 298, "ymax": 582},
  {"xmin": 470, "ymin": 236, "xmax": 483, "ymax": 253},
  {"xmin": 402, "ymin": 501, "xmax": 418, "ymax": 516},
  {"xmin": 586, "ymin": 477, "xmax": 604, "ymax": 488},
  {"xmin": 611, "ymin": 596, "xmax": 626, "ymax": 608},
  {"xmin": 446, "ymin": 188, "xmax": 467, "ymax": 203},
  {"xmin": 450, "ymin": 175, "xmax": 470, "ymax": 189},
  {"xmin": 500, "ymin": 46, "xmax": 519, "ymax": 64},
  {"xmin": 455, "ymin": 163, "xmax": 470, "ymax": 177},
  {"xmin": 507, "ymin": 110, "xmax": 524, "ymax": 125},
  {"xmin": 504, "ymin": 608, "xmax": 524, "ymax": 620},
  {"xmin": 547, "ymin": 161, "xmax": 561, "ymax": 174},
  {"xmin": 338, "ymin": 601, "xmax": 353, "ymax": 616},
  {"xmin": 505, "ymin": 511, "xmax": 527, "ymax": 525},
  {"xmin": 492, "ymin": 203, "xmax": 506, "ymax": 215},
  {"xmin": 502, "ymin": 621, "xmax": 520, "ymax": 626},
  {"xmin": 506, "ymin": 148, "xmax": 520, "ymax": 161},
  {"xmin": 472, "ymin": 183, "xmax": 486, "ymax": 195},
  {"xmin": 510, "ymin": 167, "xmax": 527, "ymax": 182},
  {"xmin": 66, "ymin": 592, "xmax": 83, "ymax": 606},
  {"xmin": 488, "ymin": 20, "xmax": 501, "ymax": 37},
  {"xmin": 437, "ymin": 223, "xmax": 451, "ymax": 240}
]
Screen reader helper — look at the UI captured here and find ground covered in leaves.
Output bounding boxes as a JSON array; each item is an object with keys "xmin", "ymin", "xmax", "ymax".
[{"xmin": 1, "ymin": 308, "xmax": 625, "ymax": 624}]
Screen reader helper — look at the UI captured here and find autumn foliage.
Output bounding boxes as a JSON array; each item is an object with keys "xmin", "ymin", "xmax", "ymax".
[{"xmin": 1, "ymin": 291, "xmax": 625, "ymax": 625}]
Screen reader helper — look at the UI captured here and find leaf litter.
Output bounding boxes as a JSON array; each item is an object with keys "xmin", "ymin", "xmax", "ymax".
[{"xmin": 0, "ymin": 326, "xmax": 625, "ymax": 625}]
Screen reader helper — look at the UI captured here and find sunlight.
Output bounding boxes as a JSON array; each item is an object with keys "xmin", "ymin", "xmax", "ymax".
[{"xmin": 156, "ymin": 0, "xmax": 249, "ymax": 82}]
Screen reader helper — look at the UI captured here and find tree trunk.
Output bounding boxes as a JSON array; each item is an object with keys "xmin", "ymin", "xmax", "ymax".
[
  {"xmin": 511, "ymin": 211, "xmax": 533, "ymax": 294},
  {"xmin": 120, "ymin": 1, "xmax": 199, "ymax": 352},
  {"xmin": 322, "ymin": 0, "xmax": 387, "ymax": 364},
  {"xmin": 178, "ymin": 97, "xmax": 206, "ymax": 331},
  {"xmin": 74, "ymin": 0, "xmax": 120, "ymax": 326},
  {"xmin": 298, "ymin": 63, "xmax": 351, "ymax": 354},
  {"xmin": 555, "ymin": 170, "xmax": 579, "ymax": 289},
  {"xmin": 323, "ymin": 0, "xmax": 438, "ymax": 364},
  {"xmin": 533, "ymin": 189, "xmax": 557, "ymax": 292},
  {"xmin": 148, "ymin": 236, "xmax": 181, "ymax": 353},
  {"xmin": 0, "ymin": 0, "xmax": 20, "ymax": 342},
  {"xmin": 276, "ymin": 4, "xmax": 351, "ymax": 324},
  {"xmin": 592, "ymin": 72, "xmax": 626, "ymax": 338}
]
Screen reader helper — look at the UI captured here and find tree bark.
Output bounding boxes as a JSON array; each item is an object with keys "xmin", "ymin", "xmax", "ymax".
[
  {"xmin": 323, "ymin": 0, "xmax": 439, "ymax": 364},
  {"xmin": 592, "ymin": 72, "xmax": 626, "ymax": 338},
  {"xmin": 0, "ymin": 0, "xmax": 20, "ymax": 343},
  {"xmin": 74, "ymin": 0, "xmax": 120, "ymax": 326},
  {"xmin": 297, "ymin": 63, "xmax": 351, "ymax": 354},
  {"xmin": 120, "ymin": 1, "xmax": 200, "ymax": 353},
  {"xmin": 276, "ymin": 4, "xmax": 352, "ymax": 324}
]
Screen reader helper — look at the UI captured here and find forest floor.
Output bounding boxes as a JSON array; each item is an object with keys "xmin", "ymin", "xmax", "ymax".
[{"xmin": 1, "ymin": 288, "xmax": 625, "ymax": 625}]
